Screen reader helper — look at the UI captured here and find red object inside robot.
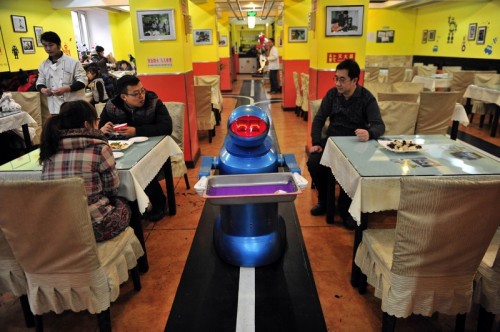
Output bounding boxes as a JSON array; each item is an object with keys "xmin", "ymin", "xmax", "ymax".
[{"xmin": 230, "ymin": 116, "xmax": 268, "ymax": 137}]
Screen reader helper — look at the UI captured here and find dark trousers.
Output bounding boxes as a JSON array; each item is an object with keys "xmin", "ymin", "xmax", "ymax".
[
  {"xmin": 144, "ymin": 175, "xmax": 166, "ymax": 212},
  {"xmin": 307, "ymin": 151, "xmax": 351, "ymax": 217},
  {"xmin": 269, "ymin": 70, "xmax": 279, "ymax": 92}
]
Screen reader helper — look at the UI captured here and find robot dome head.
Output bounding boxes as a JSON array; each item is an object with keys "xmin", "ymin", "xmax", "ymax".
[{"xmin": 227, "ymin": 105, "xmax": 269, "ymax": 147}]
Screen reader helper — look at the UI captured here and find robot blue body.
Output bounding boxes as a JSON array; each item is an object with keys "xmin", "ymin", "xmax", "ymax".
[{"xmin": 199, "ymin": 105, "xmax": 301, "ymax": 267}]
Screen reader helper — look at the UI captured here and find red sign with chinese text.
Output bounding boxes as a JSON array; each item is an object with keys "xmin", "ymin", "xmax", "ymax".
[{"xmin": 326, "ymin": 53, "xmax": 355, "ymax": 63}]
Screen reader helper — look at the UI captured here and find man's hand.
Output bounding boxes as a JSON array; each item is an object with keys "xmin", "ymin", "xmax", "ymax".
[
  {"xmin": 309, "ymin": 145, "xmax": 323, "ymax": 154},
  {"xmin": 355, "ymin": 129, "xmax": 369, "ymax": 142},
  {"xmin": 40, "ymin": 87, "xmax": 53, "ymax": 96},
  {"xmin": 116, "ymin": 126, "xmax": 136, "ymax": 138},
  {"xmin": 100, "ymin": 121, "xmax": 114, "ymax": 134},
  {"xmin": 51, "ymin": 86, "xmax": 70, "ymax": 96}
]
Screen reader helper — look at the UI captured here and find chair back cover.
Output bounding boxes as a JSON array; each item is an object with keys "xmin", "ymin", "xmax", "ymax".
[
  {"xmin": 164, "ymin": 102, "xmax": 188, "ymax": 178},
  {"xmin": 378, "ymin": 101, "xmax": 419, "ymax": 135},
  {"xmin": 310, "ymin": 99, "xmax": 329, "ymax": 139},
  {"xmin": 300, "ymin": 73, "xmax": 310, "ymax": 112},
  {"xmin": 378, "ymin": 92, "xmax": 419, "ymax": 103},
  {"xmin": 416, "ymin": 65, "xmax": 437, "ymax": 77},
  {"xmin": 392, "ymin": 82, "xmax": 425, "ymax": 94},
  {"xmin": 194, "ymin": 85, "xmax": 216, "ymax": 131},
  {"xmin": 364, "ymin": 82, "xmax": 392, "ymax": 101},
  {"xmin": 451, "ymin": 71, "xmax": 476, "ymax": 104},
  {"xmin": 473, "ymin": 229, "xmax": 500, "ymax": 314},
  {"xmin": 194, "ymin": 75, "xmax": 223, "ymax": 111},
  {"xmin": 293, "ymin": 72, "xmax": 303, "ymax": 108},
  {"xmin": 415, "ymin": 91, "xmax": 461, "ymax": 135},
  {"xmin": 442, "ymin": 66, "xmax": 462, "ymax": 76},
  {"xmin": 474, "ymin": 73, "xmax": 500, "ymax": 85},
  {"xmin": 10, "ymin": 92, "xmax": 44, "ymax": 144},
  {"xmin": 0, "ymin": 229, "xmax": 27, "ymax": 297},
  {"xmin": 364, "ymin": 67, "xmax": 380, "ymax": 82},
  {"xmin": 387, "ymin": 67, "xmax": 407, "ymax": 83}
]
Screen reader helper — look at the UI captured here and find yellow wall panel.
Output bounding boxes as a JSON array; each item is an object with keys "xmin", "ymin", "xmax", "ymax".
[
  {"xmin": 109, "ymin": 12, "xmax": 134, "ymax": 62},
  {"xmin": 189, "ymin": 0, "xmax": 218, "ymax": 62}
]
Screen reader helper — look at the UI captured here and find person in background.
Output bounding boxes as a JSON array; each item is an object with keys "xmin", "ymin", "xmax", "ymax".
[
  {"xmin": 17, "ymin": 70, "xmax": 37, "ymax": 92},
  {"xmin": 307, "ymin": 59, "xmax": 385, "ymax": 230},
  {"xmin": 85, "ymin": 65, "xmax": 108, "ymax": 105},
  {"xmin": 266, "ymin": 38, "xmax": 280, "ymax": 94},
  {"xmin": 94, "ymin": 45, "xmax": 115, "ymax": 97},
  {"xmin": 39, "ymin": 100, "xmax": 130, "ymax": 242},
  {"xmin": 116, "ymin": 60, "xmax": 133, "ymax": 71},
  {"xmin": 36, "ymin": 31, "xmax": 87, "ymax": 114},
  {"xmin": 99, "ymin": 75, "xmax": 173, "ymax": 222}
]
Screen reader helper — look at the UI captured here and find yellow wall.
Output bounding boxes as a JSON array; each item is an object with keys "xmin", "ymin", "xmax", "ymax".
[
  {"xmin": 413, "ymin": 1, "xmax": 500, "ymax": 59},
  {"xmin": 217, "ymin": 13, "xmax": 230, "ymax": 58},
  {"xmin": 189, "ymin": 0, "xmax": 218, "ymax": 62},
  {"xmin": 0, "ymin": 0, "xmax": 76, "ymax": 72},
  {"xmin": 366, "ymin": 9, "xmax": 417, "ymax": 55},
  {"xmin": 130, "ymin": 0, "xmax": 192, "ymax": 74},
  {"xmin": 109, "ymin": 11, "xmax": 134, "ymax": 62},
  {"xmin": 283, "ymin": 0, "xmax": 310, "ymax": 60}
]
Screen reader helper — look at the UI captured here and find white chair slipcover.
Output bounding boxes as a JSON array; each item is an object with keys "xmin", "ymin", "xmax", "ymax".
[
  {"xmin": 378, "ymin": 101, "xmax": 419, "ymax": 135},
  {"xmin": 164, "ymin": 101, "xmax": 190, "ymax": 189},
  {"xmin": 194, "ymin": 85, "xmax": 216, "ymax": 143},
  {"xmin": 391, "ymin": 82, "xmax": 425, "ymax": 94},
  {"xmin": 415, "ymin": 91, "xmax": 461, "ymax": 135},
  {"xmin": 293, "ymin": 72, "xmax": 303, "ymax": 116},
  {"xmin": 300, "ymin": 73, "xmax": 310, "ymax": 120},
  {"xmin": 364, "ymin": 82, "xmax": 393, "ymax": 101},
  {"xmin": 378, "ymin": 92, "xmax": 419, "ymax": 103}
]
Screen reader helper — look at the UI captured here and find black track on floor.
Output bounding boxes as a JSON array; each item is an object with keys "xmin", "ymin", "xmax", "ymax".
[{"xmin": 165, "ymin": 80, "xmax": 327, "ymax": 332}]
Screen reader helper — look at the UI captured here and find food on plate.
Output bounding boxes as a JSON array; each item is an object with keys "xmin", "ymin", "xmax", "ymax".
[
  {"xmin": 386, "ymin": 139, "xmax": 422, "ymax": 151},
  {"xmin": 109, "ymin": 142, "xmax": 129, "ymax": 150}
]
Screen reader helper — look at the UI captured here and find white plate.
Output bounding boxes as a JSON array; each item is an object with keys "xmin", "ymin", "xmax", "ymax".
[
  {"xmin": 109, "ymin": 140, "xmax": 133, "ymax": 151},
  {"xmin": 129, "ymin": 136, "xmax": 149, "ymax": 143},
  {"xmin": 113, "ymin": 151, "xmax": 124, "ymax": 159},
  {"xmin": 378, "ymin": 140, "xmax": 423, "ymax": 153}
]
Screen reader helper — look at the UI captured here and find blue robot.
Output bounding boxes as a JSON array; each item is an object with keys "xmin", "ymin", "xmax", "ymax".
[{"xmin": 196, "ymin": 105, "xmax": 305, "ymax": 267}]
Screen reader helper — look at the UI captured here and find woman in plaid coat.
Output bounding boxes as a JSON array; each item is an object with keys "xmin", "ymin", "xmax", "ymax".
[{"xmin": 39, "ymin": 100, "xmax": 129, "ymax": 242}]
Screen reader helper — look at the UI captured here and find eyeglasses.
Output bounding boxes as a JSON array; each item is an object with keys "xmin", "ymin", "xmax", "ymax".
[
  {"xmin": 334, "ymin": 76, "xmax": 351, "ymax": 83},
  {"xmin": 125, "ymin": 89, "xmax": 146, "ymax": 97}
]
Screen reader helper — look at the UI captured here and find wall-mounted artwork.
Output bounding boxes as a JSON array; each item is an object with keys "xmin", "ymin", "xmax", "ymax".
[
  {"xmin": 34, "ymin": 26, "xmax": 43, "ymax": 47},
  {"xmin": 325, "ymin": 6, "xmax": 364, "ymax": 37},
  {"xmin": 219, "ymin": 35, "xmax": 227, "ymax": 47},
  {"xmin": 428, "ymin": 30, "xmax": 436, "ymax": 41},
  {"xmin": 137, "ymin": 9, "xmax": 176, "ymax": 41},
  {"xmin": 193, "ymin": 29, "xmax": 212, "ymax": 45},
  {"xmin": 476, "ymin": 26, "xmax": 486, "ymax": 45},
  {"xmin": 11, "ymin": 15, "xmax": 27, "ymax": 33},
  {"xmin": 422, "ymin": 30, "xmax": 428, "ymax": 44},
  {"xmin": 21, "ymin": 37, "xmax": 35, "ymax": 54},
  {"xmin": 289, "ymin": 27, "xmax": 308, "ymax": 43},
  {"xmin": 468, "ymin": 23, "xmax": 477, "ymax": 41},
  {"xmin": 376, "ymin": 30, "xmax": 394, "ymax": 43}
]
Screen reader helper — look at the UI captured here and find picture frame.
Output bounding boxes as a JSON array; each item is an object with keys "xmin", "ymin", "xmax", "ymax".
[
  {"xmin": 325, "ymin": 6, "xmax": 364, "ymax": 37},
  {"xmin": 376, "ymin": 30, "xmax": 394, "ymax": 43},
  {"xmin": 289, "ymin": 27, "xmax": 308, "ymax": 43},
  {"xmin": 20, "ymin": 37, "xmax": 35, "ymax": 54},
  {"xmin": 218, "ymin": 35, "xmax": 227, "ymax": 47},
  {"xmin": 428, "ymin": 30, "xmax": 436, "ymax": 41},
  {"xmin": 11, "ymin": 15, "xmax": 27, "ymax": 33},
  {"xmin": 468, "ymin": 23, "xmax": 477, "ymax": 41},
  {"xmin": 34, "ymin": 26, "xmax": 43, "ymax": 47},
  {"xmin": 422, "ymin": 30, "xmax": 428, "ymax": 44},
  {"xmin": 193, "ymin": 29, "xmax": 212, "ymax": 45},
  {"xmin": 476, "ymin": 26, "xmax": 486, "ymax": 45},
  {"xmin": 137, "ymin": 9, "xmax": 176, "ymax": 41}
]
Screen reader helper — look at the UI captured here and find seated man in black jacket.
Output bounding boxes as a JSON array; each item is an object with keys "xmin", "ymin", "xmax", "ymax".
[{"xmin": 99, "ymin": 75, "xmax": 173, "ymax": 221}]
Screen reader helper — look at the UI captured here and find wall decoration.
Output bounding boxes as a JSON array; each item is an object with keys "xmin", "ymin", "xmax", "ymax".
[
  {"xmin": 422, "ymin": 30, "xmax": 428, "ymax": 44},
  {"xmin": 12, "ymin": 45, "xmax": 19, "ymax": 59},
  {"xmin": 21, "ymin": 37, "xmax": 35, "ymax": 54},
  {"xmin": 219, "ymin": 35, "xmax": 227, "ymax": 47},
  {"xmin": 468, "ymin": 23, "xmax": 477, "ymax": 41},
  {"xmin": 289, "ymin": 27, "xmax": 308, "ymax": 43},
  {"xmin": 447, "ymin": 16, "xmax": 457, "ymax": 43},
  {"xmin": 11, "ymin": 15, "xmax": 27, "ymax": 33},
  {"xmin": 193, "ymin": 29, "xmax": 212, "ymax": 45},
  {"xmin": 376, "ymin": 30, "xmax": 394, "ymax": 43},
  {"xmin": 428, "ymin": 30, "xmax": 436, "ymax": 41},
  {"xmin": 34, "ymin": 26, "xmax": 43, "ymax": 47},
  {"xmin": 137, "ymin": 9, "xmax": 176, "ymax": 41},
  {"xmin": 325, "ymin": 6, "xmax": 364, "ymax": 37},
  {"xmin": 476, "ymin": 26, "xmax": 486, "ymax": 45}
]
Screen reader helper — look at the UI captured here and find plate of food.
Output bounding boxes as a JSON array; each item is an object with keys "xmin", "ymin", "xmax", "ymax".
[
  {"xmin": 378, "ymin": 139, "xmax": 423, "ymax": 153},
  {"xmin": 109, "ymin": 140, "xmax": 133, "ymax": 151},
  {"xmin": 113, "ymin": 151, "xmax": 124, "ymax": 159},
  {"xmin": 129, "ymin": 136, "xmax": 149, "ymax": 143}
]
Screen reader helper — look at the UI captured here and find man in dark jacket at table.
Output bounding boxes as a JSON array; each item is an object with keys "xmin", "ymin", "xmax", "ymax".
[
  {"xmin": 307, "ymin": 59, "xmax": 385, "ymax": 229},
  {"xmin": 99, "ymin": 75, "xmax": 173, "ymax": 221}
]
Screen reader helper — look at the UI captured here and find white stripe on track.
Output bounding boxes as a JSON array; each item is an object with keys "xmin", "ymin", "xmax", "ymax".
[
  {"xmin": 235, "ymin": 267, "xmax": 256, "ymax": 332},
  {"xmin": 250, "ymin": 80, "xmax": 255, "ymax": 97}
]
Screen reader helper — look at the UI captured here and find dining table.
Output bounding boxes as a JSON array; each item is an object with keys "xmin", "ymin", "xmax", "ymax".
[
  {"xmin": 320, "ymin": 135, "xmax": 500, "ymax": 288},
  {"xmin": 0, "ymin": 109, "xmax": 35, "ymax": 149},
  {"xmin": 463, "ymin": 83, "xmax": 500, "ymax": 137},
  {"xmin": 412, "ymin": 74, "xmax": 452, "ymax": 91},
  {"xmin": 0, "ymin": 135, "xmax": 182, "ymax": 272}
]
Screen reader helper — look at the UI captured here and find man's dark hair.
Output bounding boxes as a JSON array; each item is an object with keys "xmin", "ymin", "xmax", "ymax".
[
  {"xmin": 40, "ymin": 31, "xmax": 61, "ymax": 47},
  {"xmin": 268, "ymin": 38, "xmax": 275, "ymax": 43},
  {"xmin": 95, "ymin": 45, "xmax": 104, "ymax": 53},
  {"xmin": 116, "ymin": 75, "xmax": 141, "ymax": 94},
  {"xmin": 336, "ymin": 59, "xmax": 360, "ymax": 81}
]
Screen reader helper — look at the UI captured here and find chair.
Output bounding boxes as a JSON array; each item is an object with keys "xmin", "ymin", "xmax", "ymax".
[
  {"xmin": 293, "ymin": 72, "xmax": 303, "ymax": 117},
  {"xmin": 473, "ymin": 228, "xmax": 500, "ymax": 332},
  {"xmin": 364, "ymin": 82, "xmax": 393, "ymax": 101},
  {"xmin": 0, "ymin": 178, "xmax": 144, "ymax": 331},
  {"xmin": 415, "ymin": 91, "xmax": 461, "ymax": 135},
  {"xmin": 300, "ymin": 73, "xmax": 310, "ymax": 121},
  {"xmin": 355, "ymin": 176, "xmax": 500, "ymax": 332},
  {"xmin": 391, "ymin": 82, "xmax": 425, "ymax": 94},
  {"xmin": 194, "ymin": 75, "xmax": 223, "ymax": 125},
  {"xmin": 442, "ymin": 66, "xmax": 462, "ymax": 76},
  {"xmin": 10, "ymin": 92, "xmax": 51, "ymax": 145},
  {"xmin": 387, "ymin": 67, "xmax": 407, "ymax": 83},
  {"xmin": 164, "ymin": 101, "xmax": 190, "ymax": 189},
  {"xmin": 364, "ymin": 67, "xmax": 380, "ymax": 83},
  {"xmin": 378, "ymin": 101, "xmax": 419, "ymax": 135},
  {"xmin": 309, "ymin": 99, "xmax": 329, "ymax": 139},
  {"xmin": 416, "ymin": 65, "xmax": 437, "ymax": 77},
  {"xmin": 194, "ymin": 85, "xmax": 216, "ymax": 143},
  {"xmin": 378, "ymin": 92, "xmax": 419, "ymax": 103}
]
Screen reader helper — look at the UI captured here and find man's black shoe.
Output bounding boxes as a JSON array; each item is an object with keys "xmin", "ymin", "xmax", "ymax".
[
  {"xmin": 310, "ymin": 204, "xmax": 326, "ymax": 216},
  {"xmin": 147, "ymin": 208, "xmax": 165, "ymax": 222},
  {"xmin": 341, "ymin": 213, "xmax": 357, "ymax": 230}
]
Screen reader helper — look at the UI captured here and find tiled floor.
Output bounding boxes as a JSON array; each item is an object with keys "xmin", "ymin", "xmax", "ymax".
[{"xmin": 1, "ymin": 76, "xmax": 499, "ymax": 331}]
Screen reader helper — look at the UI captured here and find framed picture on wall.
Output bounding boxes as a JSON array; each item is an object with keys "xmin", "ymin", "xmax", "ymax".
[
  {"xmin": 21, "ymin": 37, "xmax": 35, "ymax": 54},
  {"xmin": 325, "ymin": 5, "xmax": 364, "ymax": 37},
  {"xmin": 137, "ymin": 9, "xmax": 176, "ymax": 41},
  {"xmin": 422, "ymin": 30, "xmax": 428, "ymax": 44},
  {"xmin": 428, "ymin": 30, "xmax": 436, "ymax": 41},
  {"xmin": 11, "ymin": 15, "xmax": 27, "ymax": 33},
  {"xmin": 289, "ymin": 27, "xmax": 308, "ymax": 43},
  {"xmin": 468, "ymin": 23, "xmax": 477, "ymax": 41},
  {"xmin": 476, "ymin": 26, "xmax": 486, "ymax": 44},
  {"xmin": 34, "ymin": 26, "xmax": 43, "ymax": 47},
  {"xmin": 376, "ymin": 30, "xmax": 394, "ymax": 43},
  {"xmin": 193, "ymin": 29, "xmax": 212, "ymax": 45},
  {"xmin": 219, "ymin": 35, "xmax": 227, "ymax": 47}
]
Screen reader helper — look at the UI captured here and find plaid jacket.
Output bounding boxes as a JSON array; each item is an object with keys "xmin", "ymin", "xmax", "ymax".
[{"xmin": 41, "ymin": 128, "xmax": 119, "ymax": 223}]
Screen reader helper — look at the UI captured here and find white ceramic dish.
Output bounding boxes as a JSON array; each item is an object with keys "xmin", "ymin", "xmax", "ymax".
[
  {"xmin": 378, "ymin": 140, "xmax": 423, "ymax": 153},
  {"xmin": 113, "ymin": 151, "xmax": 124, "ymax": 159},
  {"xmin": 109, "ymin": 140, "xmax": 133, "ymax": 151},
  {"xmin": 129, "ymin": 136, "xmax": 149, "ymax": 143}
]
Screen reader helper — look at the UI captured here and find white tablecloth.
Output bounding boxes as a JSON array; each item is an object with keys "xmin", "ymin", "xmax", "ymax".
[
  {"xmin": 412, "ymin": 75, "xmax": 452, "ymax": 91},
  {"xmin": 0, "ymin": 111, "xmax": 36, "ymax": 134},
  {"xmin": 464, "ymin": 84, "xmax": 500, "ymax": 106}
]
